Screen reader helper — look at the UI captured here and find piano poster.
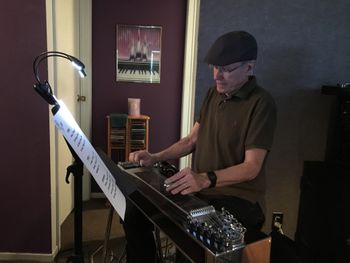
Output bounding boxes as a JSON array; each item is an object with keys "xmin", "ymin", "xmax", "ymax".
[{"xmin": 116, "ymin": 24, "xmax": 162, "ymax": 83}]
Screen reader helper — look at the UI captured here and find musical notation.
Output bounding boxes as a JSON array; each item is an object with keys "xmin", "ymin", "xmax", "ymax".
[{"xmin": 53, "ymin": 100, "xmax": 127, "ymax": 219}]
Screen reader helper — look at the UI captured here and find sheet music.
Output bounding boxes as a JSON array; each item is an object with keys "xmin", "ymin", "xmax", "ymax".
[{"xmin": 53, "ymin": 100, "xmax": 126, "ymax": 219}]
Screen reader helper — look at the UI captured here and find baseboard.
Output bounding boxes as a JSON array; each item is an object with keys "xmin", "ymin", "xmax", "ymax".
[{"xmin": 0, "ymin": 246, "xmax": 58, "ymax": 262}]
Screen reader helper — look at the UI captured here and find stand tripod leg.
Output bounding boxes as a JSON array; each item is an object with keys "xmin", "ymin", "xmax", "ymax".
[
  {"xmin": 154, "ymin": 228, "xmax": 165, "ymax": 263},
  {"xmin": 102, "ymin": 205, "xmax": 115, "ymax": 262}
]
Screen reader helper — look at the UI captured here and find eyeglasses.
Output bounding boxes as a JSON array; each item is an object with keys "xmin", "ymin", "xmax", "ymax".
[{"xmin": 210, "ymin": 63, "xmax": 244, "ymax": 73}]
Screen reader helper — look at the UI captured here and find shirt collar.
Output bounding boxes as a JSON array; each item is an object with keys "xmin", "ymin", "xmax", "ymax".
[{"xmin": 220, "ymin": 76, "xmax": 257, "ymax": 100}]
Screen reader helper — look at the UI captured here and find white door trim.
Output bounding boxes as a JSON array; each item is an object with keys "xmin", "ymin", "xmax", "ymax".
[
  {"xmin": 78, "ymin": 0, "xmax": 93, "ymax": 201},
  {"xmin": 179, "ymin": 0, "xmax": 200, "ymax": 169},
  {"xmin": 46, "ymin": 0, "xmax": 59, "ymax": 254},
  {"xmin": 46, "ymin": 0, "xmax": 93, "ymax": 255}
]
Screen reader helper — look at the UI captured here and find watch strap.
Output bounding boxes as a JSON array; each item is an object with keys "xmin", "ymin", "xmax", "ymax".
[{"xmin": 207, "ymin": 171, "xmax": 217, "ymax": 188}]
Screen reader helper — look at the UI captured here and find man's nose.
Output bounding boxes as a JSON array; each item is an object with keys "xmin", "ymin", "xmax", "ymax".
[{"xmin": 214, "ymin": 68, "xmax": 223, "ymax": 80}]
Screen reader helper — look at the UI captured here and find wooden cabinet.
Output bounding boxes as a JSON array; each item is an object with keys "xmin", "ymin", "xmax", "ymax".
[{"xmin": 107, "ymin": 114, "xmax": 150, "ymax": 162}]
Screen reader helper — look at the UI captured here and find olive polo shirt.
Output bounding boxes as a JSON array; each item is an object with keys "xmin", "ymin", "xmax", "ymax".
[{"xmin": 194, "ymin": 76, "xmax": 276, "ymax": 207}]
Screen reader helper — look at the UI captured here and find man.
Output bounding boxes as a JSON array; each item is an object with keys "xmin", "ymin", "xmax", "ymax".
[{"xmin": 124, "ymin": 30, "xmax": 277, "ymax": 262}]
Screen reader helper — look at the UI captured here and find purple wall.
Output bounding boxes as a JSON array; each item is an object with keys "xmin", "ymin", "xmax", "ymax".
[
  {"xmin": 0, "ymin": 0, "xmax": 186, "ymax": 254},
  {"xmin": 0, "ymin": 1, "xmax": 51, "ymax": 253},
  {"xmin": 92, "ymin": 1, "xmax": 187, "ymax": 185}
]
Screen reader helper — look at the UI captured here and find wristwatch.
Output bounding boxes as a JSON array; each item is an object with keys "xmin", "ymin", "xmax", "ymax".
[{"xmin": 207, "ymin": 171, "xmax": 217, "ymax": 188}]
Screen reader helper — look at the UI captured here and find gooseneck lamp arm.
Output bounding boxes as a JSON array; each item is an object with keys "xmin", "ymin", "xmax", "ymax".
[{"xmin": 33, "ymin": 51, "xmax": 86, "ymax": 106}]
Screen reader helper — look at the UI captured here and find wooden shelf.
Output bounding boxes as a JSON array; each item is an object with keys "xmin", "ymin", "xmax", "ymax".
[{"xmin": 107, "ymin": 114, "xmax": 149, "ymax": 162}]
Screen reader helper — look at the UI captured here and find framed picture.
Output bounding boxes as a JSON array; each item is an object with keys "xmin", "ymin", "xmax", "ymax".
[{"xmin": 116, "ymin": 24, "xmax": 162, "ymax": 83}]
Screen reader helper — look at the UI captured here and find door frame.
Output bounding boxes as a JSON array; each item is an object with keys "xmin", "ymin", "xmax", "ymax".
[
  {"xmin": 179, "ymin": 0, "xmax": 200, "ymax": 169},
  {"xmin": 46, "ymin": 0, "xmax": 92, "ymax": 254}
]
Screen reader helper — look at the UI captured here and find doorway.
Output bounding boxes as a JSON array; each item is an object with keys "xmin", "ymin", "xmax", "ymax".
[{"xmin": 46, "ymin": 0, "xmax": 92, "ymax": 252}]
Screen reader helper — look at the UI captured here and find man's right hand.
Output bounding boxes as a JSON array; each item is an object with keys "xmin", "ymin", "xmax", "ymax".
[{"xmin": 128, "ymin": 150, "xmax": 157, "ymax": 167}]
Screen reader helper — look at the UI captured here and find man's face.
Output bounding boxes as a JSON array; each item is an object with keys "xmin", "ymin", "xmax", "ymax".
[{"xmin": 212, "ymin": 61, "xmax": 253, "ymax": 94}]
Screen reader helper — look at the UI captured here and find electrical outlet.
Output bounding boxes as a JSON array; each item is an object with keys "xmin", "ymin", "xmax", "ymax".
[{"xmin": 272, "ymin": 212, "xmax": 284, "ymax": 232}]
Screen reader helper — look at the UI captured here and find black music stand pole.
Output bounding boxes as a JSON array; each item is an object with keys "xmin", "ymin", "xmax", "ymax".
[{"xmin": 65, "ymin": 142, "xmax": 84, "ymax": 263}]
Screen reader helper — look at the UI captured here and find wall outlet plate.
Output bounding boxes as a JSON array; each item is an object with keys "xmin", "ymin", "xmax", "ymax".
[{"xmin": 272, "ymin": 212, "xmax": 284, "ymax": 232}]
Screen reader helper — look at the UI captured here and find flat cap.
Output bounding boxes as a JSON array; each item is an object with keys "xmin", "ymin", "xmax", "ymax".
[{"xmin": 204, "ymin": 31, "xmax": 257, "ymax": 66}]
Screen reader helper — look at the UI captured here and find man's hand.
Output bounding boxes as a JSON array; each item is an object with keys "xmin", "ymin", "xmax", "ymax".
[
  {"xmin": 129, "ymin": 150, "xmax": 156, "ymax": 167},
  {"xmin": 164, "ymin": 167, "xmax": 211, "ymax": 195}
]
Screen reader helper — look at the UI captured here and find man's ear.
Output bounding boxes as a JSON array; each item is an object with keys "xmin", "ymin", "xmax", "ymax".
[{"xmin": 246, "ymin": 60, "xmax": 256, "ymax": 75}]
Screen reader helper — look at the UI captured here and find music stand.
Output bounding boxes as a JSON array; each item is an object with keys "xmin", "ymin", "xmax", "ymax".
[
  {"xmin": 32, "ymin": 51, "xmax": 87, "ymax": 262},
  {"xmin": 50, "ymin": 102, "xmax": 136, "ymax": 263},
  {"xmin": 32, "ymin": 51, "xmax": 132, "ymax": 263}
]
